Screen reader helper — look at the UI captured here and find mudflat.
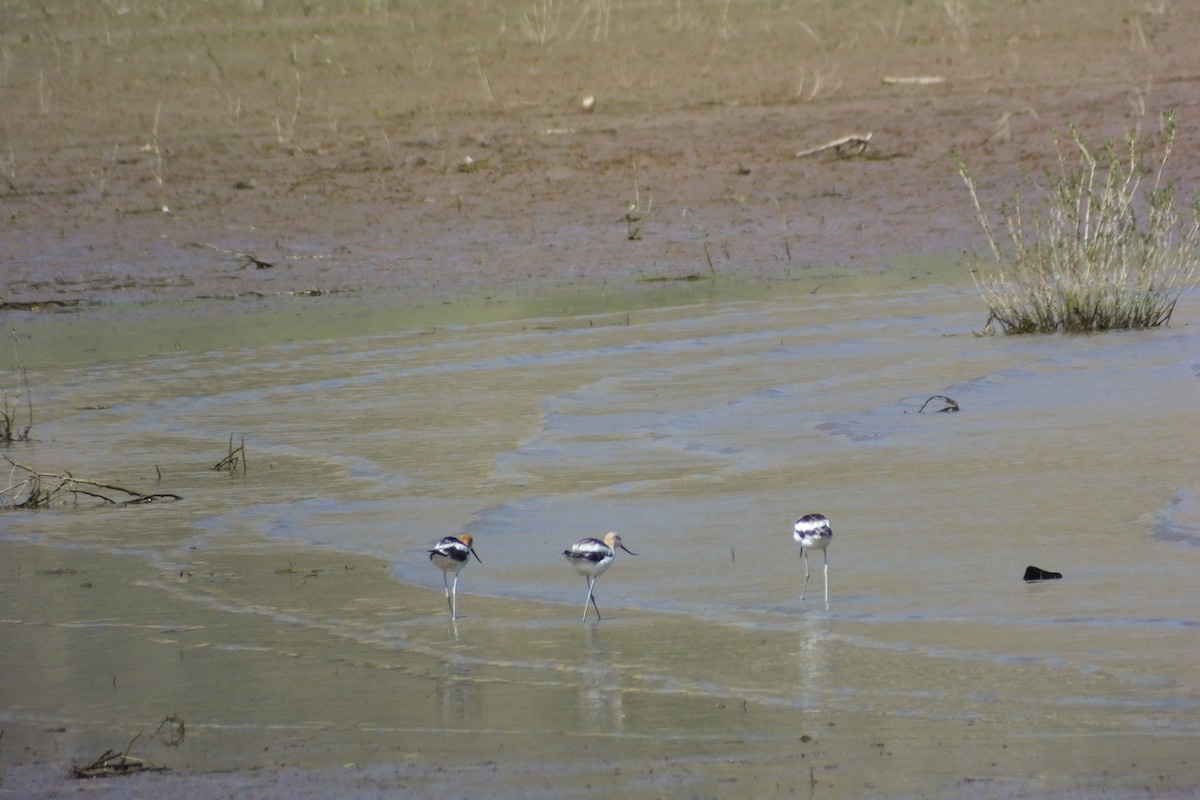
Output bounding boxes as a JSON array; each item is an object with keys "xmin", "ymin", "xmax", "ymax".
[{"xmin": 3, "ymin": 1, "xmax": 1198, "ymax": 309}]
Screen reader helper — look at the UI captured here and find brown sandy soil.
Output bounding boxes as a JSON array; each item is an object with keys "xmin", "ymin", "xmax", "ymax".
[{"xmin": 2, "ymin": 0, "xmax": 1199, "ymax": 311}]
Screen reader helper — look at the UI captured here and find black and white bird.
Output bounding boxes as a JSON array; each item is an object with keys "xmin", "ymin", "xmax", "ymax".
[
  {"xmin": 428, "ymin": 534, "xmax": 482, "ymax": 619},
  {"xmin": 562, "ymin": 532, "xmax": 637, "ymax": 622},
  {"xmin": 793, "ymin": 514, "xmax": 832, "ymax": 605}
]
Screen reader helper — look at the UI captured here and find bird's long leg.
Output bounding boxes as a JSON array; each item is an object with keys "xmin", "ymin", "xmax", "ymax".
[
  {"xmin": 822, "ymin": 550, "xmax": 829, "ymax": 606},
  {"xmin": 800, "ymin": 548, "xmax": 811, "ymax": 600},
  {"xmin": 583, "ymin": 576, "xmax": 600, "ymax": 622},
  {"xmin": 443, "ymin": 572, "xmax": 454, "ymax": 615},
  {"xmin": 589, "ymin": 578, "xmax": 603, "ymax": 622}
]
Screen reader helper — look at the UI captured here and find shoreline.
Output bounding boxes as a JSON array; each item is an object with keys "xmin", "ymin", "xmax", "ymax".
[{"xmin": 6, "ymin": 254, "xmax": 976, "ymax": 370}]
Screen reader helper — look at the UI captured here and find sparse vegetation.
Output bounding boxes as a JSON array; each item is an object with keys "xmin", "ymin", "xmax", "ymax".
[
  {"xmin": 520, "ymin": 0, "xmax": 562, "ymax": 44},
  {"xmin": 954, "ymin": 111, "xmax": 1199, "ymax": 334}
]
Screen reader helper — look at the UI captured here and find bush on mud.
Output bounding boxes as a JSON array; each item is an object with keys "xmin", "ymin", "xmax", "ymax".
[{"xmin": 954, "ymin": 111, "xmax": 1199, "ymax": 334}]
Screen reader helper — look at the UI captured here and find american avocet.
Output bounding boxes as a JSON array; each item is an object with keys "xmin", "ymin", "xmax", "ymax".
[
  {"xmin": 563, "ymin": 532, "xmax": 637, "ymax": 622},
  {"xmin": 428, "ymin": 534, "xmax": 481, "ymax": 619},
  {"xmin": 794, "ymin": 514, "xmax": 832, "ymax": 604}
]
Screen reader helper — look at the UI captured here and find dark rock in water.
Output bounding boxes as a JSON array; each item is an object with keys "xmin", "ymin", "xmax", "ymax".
[{"xmin": 1024, "ymin": 565, "xmax": 1063, "ymax": 582}]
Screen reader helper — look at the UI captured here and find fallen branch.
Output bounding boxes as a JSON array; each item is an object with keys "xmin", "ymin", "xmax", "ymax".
[
  {"xmin": 1, "ymin": 457, "xmax": 182, "ymax": 508},
  {"xmin": 795, "ymin": 132, "xmax": 873, "ymax": 158}
]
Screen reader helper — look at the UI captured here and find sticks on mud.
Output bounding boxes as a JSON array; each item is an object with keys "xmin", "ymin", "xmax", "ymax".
[
  {"xmin": 70, "ymin": 731, "xmax": 166, "ymax": 779},
  {"xmin": 795, "ymin": 132, "xmax": 873, "ymax": 159},
  {"xmin": 1, "ymin": 457, "xmax": 182, "ymax": 508},
  {"xmin": 212, "ymin": 433, "xmax": 246, "ymax": 473},
  {"xmin": 187, "ymin": 240, "xmax": 274, "ymax": 269}
]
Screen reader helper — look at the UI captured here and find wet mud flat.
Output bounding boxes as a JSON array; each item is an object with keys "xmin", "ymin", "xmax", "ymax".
[{"xmin": 4, "ymin": 284, "xmax": 1200, "ymax": 799}]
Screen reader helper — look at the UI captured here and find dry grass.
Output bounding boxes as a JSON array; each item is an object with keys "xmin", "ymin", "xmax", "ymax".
[{"xmin": 955, "ymin": 112, "xmax": 1199, "ymax": 334}]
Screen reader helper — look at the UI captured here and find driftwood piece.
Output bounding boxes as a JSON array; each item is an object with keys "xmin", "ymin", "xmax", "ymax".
[{"xmin": 795, "ymin": 132, "xmax": 873, "ymax": 159}]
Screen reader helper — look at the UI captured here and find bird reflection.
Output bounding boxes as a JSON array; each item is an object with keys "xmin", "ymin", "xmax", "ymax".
[
  {"xmin": 577, "ymin": 625, "xmax": 625, "ymax": 731},
  {"xmin": 795, "ymin": 613, "xmax": 834, "ymax": 710}
]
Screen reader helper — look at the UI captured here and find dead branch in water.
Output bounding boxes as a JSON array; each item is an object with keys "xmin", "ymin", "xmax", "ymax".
[
  {"xmin": 795, "ymin": 132, "xmax": 873, "ymax": 158},
  {"xmin": 212, "ymin": 433, "xmax": 246, "ymax": 473},
  {"xmin": 917, "ymin": 395, "xmax": 960, "ymax": 413},
  {"xmin": 1, "ymin": 457, "xmax": 182, "ymax": 508}
]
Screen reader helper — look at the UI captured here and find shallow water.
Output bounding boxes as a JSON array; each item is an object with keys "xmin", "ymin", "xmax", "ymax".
[{"xmin": 3, "ymin": 276, "xmax": 1199, "ymax": 796}]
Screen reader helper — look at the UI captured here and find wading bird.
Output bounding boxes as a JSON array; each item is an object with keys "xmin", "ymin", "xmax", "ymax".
[
  {"xmin": 428, "ymin": 534, "xmax": 482, "ymax": 619},
  {"xmin": 563, "ymin": 532, "xmax": 637, "ymax": 622},
  {"xmin": 794, "ymin": 514, "xmax": 832, "ymax": 605}
]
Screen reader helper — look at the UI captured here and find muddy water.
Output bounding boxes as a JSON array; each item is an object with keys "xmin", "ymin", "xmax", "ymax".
[{"xmin": 2, "ymin": 276, "xmax": 1199, "ymax": 796}]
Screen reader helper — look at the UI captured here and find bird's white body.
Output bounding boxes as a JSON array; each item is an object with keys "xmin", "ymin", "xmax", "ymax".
[
  {"xmin": 793, "ymin": 514, "xmax": 832, "ymax": 605},
  {"xmin": 429, "ymin": 534, "xmax": 481, "ymax": 619},
  {"xmin": 563, "ymin": 532, "xmax": 636, "ymax": 622}
]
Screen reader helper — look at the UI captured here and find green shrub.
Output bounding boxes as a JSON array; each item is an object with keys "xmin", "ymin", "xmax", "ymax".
[{"xmin": 954, "ymin": 112, "xmax": 1198, "ymax": 334}]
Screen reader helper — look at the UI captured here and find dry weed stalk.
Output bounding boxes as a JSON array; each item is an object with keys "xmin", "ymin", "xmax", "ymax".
[
  {"xmin": 1, "ymin": 368, "xmax": 33, "ymax": 443},
  {"xmin": 624, "ymin": 159, "xmax": 652, "ymax": 240},
  {"xmin": 521, "ymin": 0, "xmax": 561, "ymax": 44},
  {"xmin": 212, "ymin": 433, "xmax": 247, "ymax": 473}
]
